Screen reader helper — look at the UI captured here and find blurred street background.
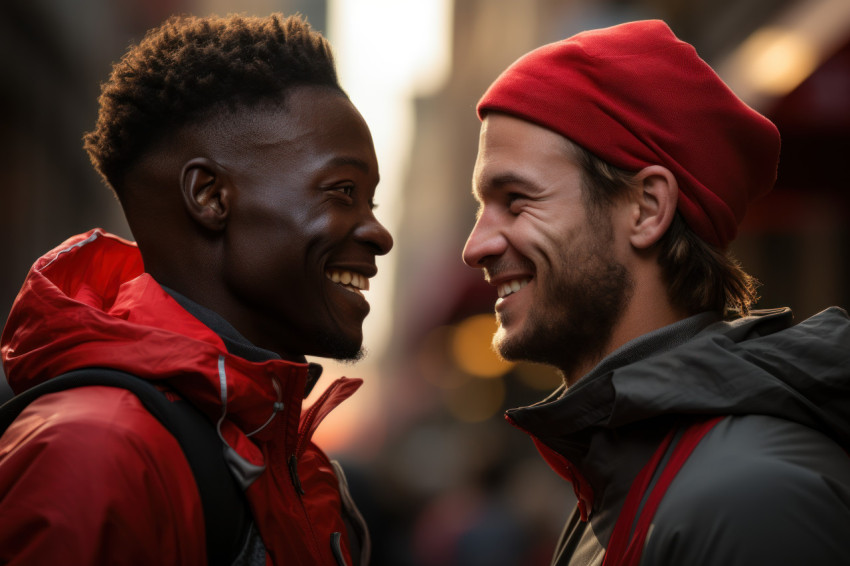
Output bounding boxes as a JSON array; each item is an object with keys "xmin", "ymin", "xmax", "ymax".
[{"xmin": 2, "ymin": 0, "xmax": 849, "ymax": 564}]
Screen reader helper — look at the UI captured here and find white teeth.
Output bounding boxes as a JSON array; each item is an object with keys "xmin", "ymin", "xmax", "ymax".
[
  {"xmin": 497, "ymin": 278, "xmax": 530, "ymax": 299},
  {"xmin": 325, "ymin": 270, "xmax": 370, "ymax": 292}
]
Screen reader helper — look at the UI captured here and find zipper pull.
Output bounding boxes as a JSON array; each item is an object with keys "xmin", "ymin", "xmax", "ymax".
[
  {"xmin": 330, "ymin": 532, "xmax": 349, "ymax": 566},
  {"xmin": 288, "ymin": 454, "xmax": 305, "ymax": 495}
]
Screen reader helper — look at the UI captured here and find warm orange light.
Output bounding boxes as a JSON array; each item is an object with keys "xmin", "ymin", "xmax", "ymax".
[
  {"xmin": 451, "ymin": 314, "xmax": 515, "ymax": 378},
  {"xmin": 738, "ymin": 28, "xmax": 818, "ymax": 96},
  {"xmin": 718, "ymin": 0, "xmax": 850, "ymax": 106}
]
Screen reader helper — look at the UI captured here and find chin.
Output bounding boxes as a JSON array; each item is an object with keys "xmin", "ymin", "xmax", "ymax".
[
  {"xmin": 493, "ymin": 323, "xmax": 563, "ymax": 369},
  {"xmin": 311, "ymin": 331, "xmax": 365, "ymax": 362},
  {"xmin": 333, "ymin": 347, "xmax": 366, "ymax": 364},
  {"xmin": 492, "ymin": 327, "xmax": 524, "ymax": 362}
]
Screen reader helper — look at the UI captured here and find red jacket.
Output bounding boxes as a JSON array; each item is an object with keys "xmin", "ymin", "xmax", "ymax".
[{"xmin": 0, "ymin": 229, "xmax": 366, "ymax": 565}]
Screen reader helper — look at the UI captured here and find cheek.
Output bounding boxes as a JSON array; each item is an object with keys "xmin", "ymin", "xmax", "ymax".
[
  {"xmin": 223, "ymin": 239, "xmax": 296, "ymax": 304},
  {"xmin": 509, "ymin": 219, "xmax": 567, "ymax": 268},
  {"xmin": 223, "ymin": 209, "xmax": 304, "ymax": 295}
]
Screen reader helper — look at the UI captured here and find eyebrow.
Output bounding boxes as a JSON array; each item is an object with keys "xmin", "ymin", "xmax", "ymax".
[
  {"xmin": 490, "ymin": 172, "xmax": 538, "ymax": 188},
  {"xmin": 324, "ymin": 156, "xmax": 372, "ymax": 174},
  {"xmin": 474, "ymin": 171, "xmax": 543, "ymax": 197}
]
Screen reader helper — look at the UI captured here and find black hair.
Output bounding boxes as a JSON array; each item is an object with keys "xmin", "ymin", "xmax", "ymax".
[{"xmin": 83, "ymin": 13, "xmax": 342, "ymax": 193}]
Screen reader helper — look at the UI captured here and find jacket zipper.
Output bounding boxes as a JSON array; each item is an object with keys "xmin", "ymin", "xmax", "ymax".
[
  {"xmin": 287, "ymin": 375, "xmax": 354, "ymax": 564},
  {"xmin": 288, "ymin": 453, "xmax": 305, "ymax": 495}
]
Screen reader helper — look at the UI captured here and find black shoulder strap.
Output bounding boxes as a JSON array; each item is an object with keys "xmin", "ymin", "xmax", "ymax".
[{"xmin": 0, "ymin": 368, "xmax": 250, "ymax": 566}]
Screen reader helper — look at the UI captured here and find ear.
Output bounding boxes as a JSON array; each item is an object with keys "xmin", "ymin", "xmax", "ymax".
[
  {"xmin": 180, "ymin": 157, "xmax": 230, "ymax": 231},
  {"xmin": 629, "ymin": 165, "xmax": 678, "ymax": 249}
]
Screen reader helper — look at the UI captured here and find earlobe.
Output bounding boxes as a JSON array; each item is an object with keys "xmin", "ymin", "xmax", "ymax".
[
  {"xmin": 630, "ymin": 165, "xmax": 678, "ymax": 249},
  {"xmin": 180, "ymin": 157, "xmax": 229, "ymax": 231}
]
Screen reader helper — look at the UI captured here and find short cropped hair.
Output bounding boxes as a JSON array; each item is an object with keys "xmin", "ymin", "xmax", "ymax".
[
  {"xmin": 83, "ymin": 13, "xmax": 341, "ymax": 193},
  {"xmin": 574, "ymin": 144, "xmax": 759, "ymax": 317}
]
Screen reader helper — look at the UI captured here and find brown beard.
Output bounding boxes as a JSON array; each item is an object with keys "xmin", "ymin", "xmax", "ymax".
[{"xmin": 494, "ymin": 215, "xmax": 633, "ymax": 381}]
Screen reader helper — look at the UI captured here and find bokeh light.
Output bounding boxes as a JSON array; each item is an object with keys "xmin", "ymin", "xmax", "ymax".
[
  {"xmin": 451, "ymin": 314, "xmax": 515, "ymax": 379},
  {"xmin": 739, "ymin": 28, "xmax": 819, "ymax": 95}
]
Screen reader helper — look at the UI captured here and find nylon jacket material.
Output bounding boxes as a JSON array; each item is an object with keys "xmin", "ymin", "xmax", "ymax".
[
  {"xmin": 507, "ymin": 307, "xmax": 850, "ymax": 566},
  {"xmin": 0, "ymin": 229, "xmax": 366, "ymax": 566}
]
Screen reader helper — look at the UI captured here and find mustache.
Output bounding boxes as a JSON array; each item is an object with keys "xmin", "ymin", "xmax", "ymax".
[{"xmin": 482, "ymin": 260, "xmax": 536, "ymax": 284}]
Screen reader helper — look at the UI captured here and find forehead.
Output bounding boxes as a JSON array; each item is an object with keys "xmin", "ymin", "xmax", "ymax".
[
  {"xmin": 213, "ymin": 86, "xmax": 378, "ymax": 175},
  {"xmin": 473, "ymin": 113, "xmax": 582, "ymax": 196}
]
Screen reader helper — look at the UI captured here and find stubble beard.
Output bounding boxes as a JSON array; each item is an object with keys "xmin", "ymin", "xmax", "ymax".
[
  {"xmin": 493, "ymin": 224, "xmax": 634, "ymax": 381},
  {"xmin": 315, "ymin": 330, "xmax": 367, "ymax": 363}
]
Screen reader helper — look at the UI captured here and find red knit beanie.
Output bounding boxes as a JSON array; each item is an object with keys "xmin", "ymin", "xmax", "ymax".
[{"xmin": 477, "ymin": 20, "xmax": 780, "ymax": 249}]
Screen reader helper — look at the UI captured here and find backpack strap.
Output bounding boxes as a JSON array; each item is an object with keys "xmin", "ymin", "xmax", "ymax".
[
  {"xmin": 603, "ymin": 416, "xmax": 724, "ymax": 566},
  {"xmin": 0, "ymin": 368, "xmax": 251, "ymax": 566}
]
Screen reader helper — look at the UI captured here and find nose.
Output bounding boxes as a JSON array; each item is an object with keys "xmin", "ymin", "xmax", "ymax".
[
  {"xmin": 462, "ymin": 211, "xmax": 505, "ymax": 268},
  {"xmin": 355, "ymin": 214, "xmax": 394, "ymax": 256}
]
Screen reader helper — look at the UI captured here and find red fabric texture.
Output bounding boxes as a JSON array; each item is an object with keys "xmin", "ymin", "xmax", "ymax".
[
  {"xmin": 0, "ymin": 229, "xmax": 361, "ymax": 565},
  {"xmin": 477, "ymin": 19, "xmax": 780, "ymax": 249},
  {"xmin": 0, "ymin": 386, "xmax": 204, "ymax": 564}
]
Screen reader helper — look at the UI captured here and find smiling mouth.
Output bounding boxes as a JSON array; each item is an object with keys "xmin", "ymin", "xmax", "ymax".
[
  {"xmin": 497, "ymin": 278, "xmax": 531, "ymax": 299},
  {"xmin": 326, "ymin": 269, "xmax": 370, "ymax": 297}
]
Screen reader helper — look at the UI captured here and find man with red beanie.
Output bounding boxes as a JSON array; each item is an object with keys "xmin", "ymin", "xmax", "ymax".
[
  {"xmin": 463, "ymin": 20, "xmax": 850, "ymax": 565},
  {"xmin": 0, "ymin": 13, "xmax": 391, "ymax": 565}
]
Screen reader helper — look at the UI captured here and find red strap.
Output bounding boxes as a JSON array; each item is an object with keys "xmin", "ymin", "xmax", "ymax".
[{"xmin": 602, "ymin": 417, "xmax": 724, "ymax": 566}]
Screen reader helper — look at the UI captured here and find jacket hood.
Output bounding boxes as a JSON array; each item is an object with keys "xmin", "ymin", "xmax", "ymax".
[
  {"xmin": 508, "ymin": 307, "xmax": 850, "ymax": 461},
  {"xmin": 0, "ymin": 229, "xmax": 361, "ymax": 440}
]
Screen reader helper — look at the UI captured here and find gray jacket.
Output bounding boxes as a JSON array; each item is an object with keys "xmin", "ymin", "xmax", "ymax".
[{"xmin": 507, "ymin": 307, "xmax": 850, "ymax": 565}]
